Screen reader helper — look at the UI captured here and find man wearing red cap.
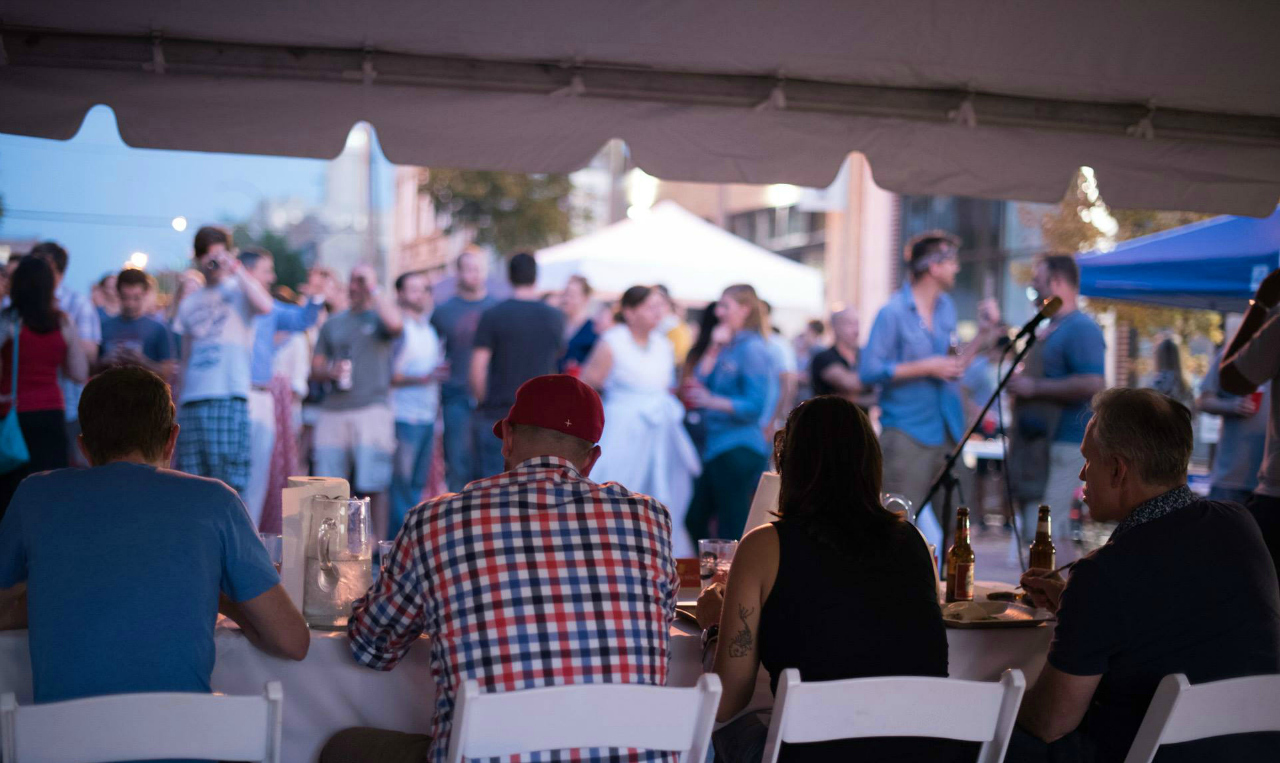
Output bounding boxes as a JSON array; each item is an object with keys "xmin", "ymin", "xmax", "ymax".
[{"xmin": 327, "ymin": 375, "xmax": 680, "ymax": 763}]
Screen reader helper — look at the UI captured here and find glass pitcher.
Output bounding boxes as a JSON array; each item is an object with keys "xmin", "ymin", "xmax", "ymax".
[
  {"xmin": 303, "ymin": 496, "xmax": 374, "ymax": 629},
  {"xmin": 881, "ymin": 492, "xmax": 914, "ymax": 522},
  {"xmin": 883, "ymin": 493, "xmax": 941, "ymax": 591}
]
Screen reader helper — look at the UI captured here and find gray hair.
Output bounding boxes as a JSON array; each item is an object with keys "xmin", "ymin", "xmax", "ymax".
[{"xmin": 1090, "ymin": 388, "xmax": 1192, "ymax": 486}]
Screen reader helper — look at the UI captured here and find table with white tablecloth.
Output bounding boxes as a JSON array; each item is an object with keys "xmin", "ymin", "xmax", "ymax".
[{"xmin": 0, "ymin": 591, "xmax": 1049, "ymax": 763}]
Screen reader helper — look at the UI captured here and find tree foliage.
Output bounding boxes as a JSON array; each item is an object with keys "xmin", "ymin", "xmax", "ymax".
[
  {"xmin": 422, "ymin": 169, "xmax": 572, "ymax": 254},
  {"xmin": 1036, "ymin": 169, "xmax": 1220, "ymax": 349},
  {"xmin": 231, "ymin": 224, "xmax": 307, "ymax": 293}
]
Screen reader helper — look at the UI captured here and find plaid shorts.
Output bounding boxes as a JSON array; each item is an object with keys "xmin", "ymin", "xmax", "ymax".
[{"xmin": 177, "ymin": 397, "xmax": 251, "ymax": 494}]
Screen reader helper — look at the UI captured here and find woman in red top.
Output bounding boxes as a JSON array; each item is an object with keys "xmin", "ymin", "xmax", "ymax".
[{"xmin": 0, "ymin": 256, "xmax": 90, "ymax": 514}]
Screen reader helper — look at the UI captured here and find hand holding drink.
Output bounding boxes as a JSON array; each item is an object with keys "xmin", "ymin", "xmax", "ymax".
[
  {"xmin": 698, "ymin": 539, "xmax": 737, "ymax": 590},
  {"xmin": 679, "ymin": 378, "xmax": 709, "ymax": 410}
]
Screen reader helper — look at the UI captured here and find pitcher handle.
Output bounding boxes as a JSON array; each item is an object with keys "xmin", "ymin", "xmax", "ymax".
[{"xmin": 318, "ymin": 517, "xmax": 338, "ymax": 572}]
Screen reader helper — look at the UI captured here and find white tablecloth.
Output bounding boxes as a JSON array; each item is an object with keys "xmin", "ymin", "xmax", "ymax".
[{"xmin": 0, "ymin": 594, "xmax": 1048, "ymax": 762}]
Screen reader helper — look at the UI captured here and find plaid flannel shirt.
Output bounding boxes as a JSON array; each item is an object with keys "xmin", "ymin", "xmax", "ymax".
[{"xmin": 348, "ymin": 456, "xmax": 680, "ymax": 763}]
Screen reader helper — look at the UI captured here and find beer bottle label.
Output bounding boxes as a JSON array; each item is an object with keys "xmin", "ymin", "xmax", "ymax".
[{"xmin": 955, "ymin": 562, "xmax": 974, "ymax": 601}]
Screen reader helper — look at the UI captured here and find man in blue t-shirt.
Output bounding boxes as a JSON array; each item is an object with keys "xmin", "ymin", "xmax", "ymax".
[
  {"xmin": 99, "ymin": 267, "xmax": 175, "ymax": 379},
  {"xmin": 1008, "ymin": 255, "xmax": 1106, "ymax": 561},
  {"xmin": 0, "ymin": 366, "xmax": 308, "ymax": 703}
]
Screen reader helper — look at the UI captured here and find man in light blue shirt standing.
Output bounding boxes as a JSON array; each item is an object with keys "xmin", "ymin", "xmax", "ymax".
[
  {"xmin": 389, "ymin": 270, "xmax": 444, "ymax": 538},
  {"xmin": 860, "ymin": 232, "xmax": 971, "ymax": 525},
  {"xmin": 239, "ymin": 248, "xmax": 326, "ymax": 529}
]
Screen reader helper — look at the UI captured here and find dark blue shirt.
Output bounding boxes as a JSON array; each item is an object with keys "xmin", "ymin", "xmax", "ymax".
[
  {"xmin": 0, "ymin": 463, "xmax": 278, "ymax": 703},
  {"xmin": 100, "ymin": 315, "xmax": 173, "ymax": 364},
  {"xmin": 1038, "ymin": 309, "xmax": 1105, "ymax": 444},
  {"xmin": 1049, "ymin": 494, "xmax": 1280, "ymax": 763},
  {"xmin": 859, "ymin": 283, "xmax": 964, "ymax": 447},
  {"xmin": 558, "ymin": 320, "xmax": 599, "ymax": 373}
]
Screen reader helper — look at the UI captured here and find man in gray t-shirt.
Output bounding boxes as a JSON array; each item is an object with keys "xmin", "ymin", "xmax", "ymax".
[
  {"xmin": 311, "ymin": 265, "xmax": 403, "ymax": 537},
  {"xmin": 430, "ymin": 250, "xmax": 499, "ymax": 492},
  {"xmin": 1199, "ymin": 347, "xmax": 1269, "ymax": 506}
]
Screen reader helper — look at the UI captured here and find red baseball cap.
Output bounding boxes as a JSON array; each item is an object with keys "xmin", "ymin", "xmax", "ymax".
[{"xmin": 492, "ymin": 374, "xmax": 605, "ymax": 443}]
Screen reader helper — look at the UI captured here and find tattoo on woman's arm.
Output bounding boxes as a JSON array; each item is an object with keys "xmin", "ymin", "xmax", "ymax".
[{"xmin": 728, "ymin": 604, "xmax": 755, "ymax": 658}]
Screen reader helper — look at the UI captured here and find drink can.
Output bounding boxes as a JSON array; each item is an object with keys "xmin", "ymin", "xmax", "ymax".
[
  {"xmin": 337, "ymin": 359, "xmax": 354, "ymax": 392},
  {"xmin": 1250, "ymin": 391, "xmax": 1264, "ymax": 413}
]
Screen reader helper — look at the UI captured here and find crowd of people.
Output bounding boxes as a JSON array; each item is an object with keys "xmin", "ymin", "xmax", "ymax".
[{"xmin": 1, "ymin": 223, "xmax": 1279, "ymax": 763}]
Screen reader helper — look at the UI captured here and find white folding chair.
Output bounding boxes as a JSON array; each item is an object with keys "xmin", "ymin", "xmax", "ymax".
[
  {"xmin": 447, "ymin": 674, "xmax": 721, "ymax": 763},
  {"xmin": 762, "ymin": 668, "xmax": 1025, "ymax": 763},
  {"xmin": 1, "ymin": 681, "xmax": 283, "ymax": 763},
  {"xmin": 1124, "ymin": 673, "xmax": 1280, "ymax": 763}
]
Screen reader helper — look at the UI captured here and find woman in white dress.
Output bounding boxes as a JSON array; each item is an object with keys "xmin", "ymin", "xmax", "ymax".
[{"xmin": 581, "ymin": 285, "xmax": 701, "ymax": 556}]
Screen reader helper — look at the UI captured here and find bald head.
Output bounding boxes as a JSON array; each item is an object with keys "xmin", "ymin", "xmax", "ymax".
[{"xmin": 831, "ymin": 309, "xmax": 860, "ymax": 347}]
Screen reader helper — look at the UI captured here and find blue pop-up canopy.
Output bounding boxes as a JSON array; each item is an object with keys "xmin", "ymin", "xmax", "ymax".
[{"xmin": 1078, "ymin": 207, "xmax": 1280, "ymax": 312}]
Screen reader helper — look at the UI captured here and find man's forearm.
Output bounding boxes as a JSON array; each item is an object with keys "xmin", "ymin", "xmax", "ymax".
[
  {"xmin": 891, "ymin": 357, "xmax": 939, "ymax": 381},
  {"xmin": 1197, "ymin": 394, "xmax": 1240, "ymax": 417},
  {"xmin": 1031, "ymin": 374, "xmax": 1104, "ymax": 403},
  {"xmin": 0, "ymin": 584, "xmax": 28, "ymax": 631},
  {"xmin": 218, "ymin": 594, "xmax": 263, "ymax": 646},
  {"xmin": 1221, "ymin": 305, "xmax": 1278, "ymax": 396},
  {"xmin": 1223, "ymin": 303, "xmax": 1271, "ymax": 366},
  {"xmin": 234, "ymin": 268, "xmax": 276, "ymax": 315},
  {"xmin": 375, "ymin": 292, "xmax": 404, "ymax": 336},
  {"xmin": 469, "ymin": 359, "xmax": 487, "ymax": 402}
]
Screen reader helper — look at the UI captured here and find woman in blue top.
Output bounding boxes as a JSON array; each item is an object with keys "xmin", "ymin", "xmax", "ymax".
[{"xmin": 683, "ymin": 284, "xmax": 775, "ymax": 542}]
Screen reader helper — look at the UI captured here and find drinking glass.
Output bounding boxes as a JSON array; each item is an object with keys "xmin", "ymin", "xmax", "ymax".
[
  {"xmin": 259, "ymin": 533, "xmax": 283, "ymax": 573},
  {"xmin": 698, "ymin": 539, "xmax": 738, "ymax": 590},
  {"xmin": 377, "ymin": 540, "xmax": 395, "ymax": 576}
]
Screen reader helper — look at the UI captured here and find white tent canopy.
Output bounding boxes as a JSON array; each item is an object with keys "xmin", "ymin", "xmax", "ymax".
[
  {"xmin": 536, "ymin": 201, "xmax": 823, "ymax": 318},
  {"xmin": 3, "ymin": 1, "xmax": 1279, "ymax": 215}
]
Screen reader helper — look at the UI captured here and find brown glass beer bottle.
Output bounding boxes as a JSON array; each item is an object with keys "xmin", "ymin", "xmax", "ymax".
[
  {"xmin": 945, "ymin": 507, "xmax": 975, "ymax": 602},
  {"xmin": 1029, "ymin": 504, "xmax": 1057, "ymax": 571}
]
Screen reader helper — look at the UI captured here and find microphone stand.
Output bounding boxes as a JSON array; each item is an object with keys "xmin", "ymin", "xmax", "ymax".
[{"xmin": 917, "ymin": 327, "xmax": 1043, "ymax": 575}]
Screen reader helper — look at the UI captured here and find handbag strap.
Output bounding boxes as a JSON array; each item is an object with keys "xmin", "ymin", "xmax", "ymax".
[{"xmin": 8, "ymin": 322, "xmax": 18, "ymax": 409}]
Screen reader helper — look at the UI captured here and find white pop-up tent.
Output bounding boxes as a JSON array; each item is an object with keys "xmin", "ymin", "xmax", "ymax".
[
  {"xmin": 536, "ymin": 201, "xmax": 823, "ymax": 322},
  {"xmin": 2, "ymin": 1, "xmax": 1279, "ymax": 216}
]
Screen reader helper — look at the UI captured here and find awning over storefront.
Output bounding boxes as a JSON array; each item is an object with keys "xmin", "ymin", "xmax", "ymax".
[
  {"xmin": 3, "ymin": 1, "xmax": 1279, "ymax": 215},
  {"xmin": 1078, "ymin": 207, "xmax": 1280, "ymax": 312}
]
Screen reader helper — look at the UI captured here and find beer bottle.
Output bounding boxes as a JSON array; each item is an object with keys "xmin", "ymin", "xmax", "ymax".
[
  {"xmin": 1029, "ymin": 504, "xmax": 1057, "ymax": 570},
  {"xmin": 945, "ymin": 507, "xmax": 976, "ymax": 603}
]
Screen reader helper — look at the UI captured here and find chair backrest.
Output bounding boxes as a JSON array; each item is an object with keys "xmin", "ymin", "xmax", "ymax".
[
  {"xmin": 1, "ymin": 682, "xmax": 282, "ymax": 763},
  {"xmin": 446, "ymin": 674, "xmax": 721, "ymax": 763},
  {"xmin": 1124, "ymin": 673, "xmax": 1280, "ymax": 763},
  {"xmin": 762, "ymin": 669, "xmax": 1025, "ymax": 763}
]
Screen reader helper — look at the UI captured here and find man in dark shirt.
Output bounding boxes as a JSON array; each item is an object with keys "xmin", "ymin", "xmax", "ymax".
[
  {"xmin": 468, "ymin": 253, "xmax": 565, "ymax": 480},
  {"xmin": 810, "ymin": 308, "xmax": 873, "ymax": 411},
  {"xmin": 1014, "ymin": 388, "xmax": 1280, "ymax": 763}
]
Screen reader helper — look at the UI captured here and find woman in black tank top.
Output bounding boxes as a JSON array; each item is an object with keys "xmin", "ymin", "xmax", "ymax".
[{"xmin": 697, "ymin": 396, "xmax": 974, "ymax": 763}]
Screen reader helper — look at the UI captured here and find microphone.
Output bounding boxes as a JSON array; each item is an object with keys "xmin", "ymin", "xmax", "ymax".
[{"xmin": 1012, "ymin": 296, "xmax": 1063, "ymax": 342}]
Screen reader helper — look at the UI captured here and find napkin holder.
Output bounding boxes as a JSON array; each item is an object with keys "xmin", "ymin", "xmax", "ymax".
[{"xmin": 742, "ymin": 472, "xmax": 780, "ymax": 539}]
